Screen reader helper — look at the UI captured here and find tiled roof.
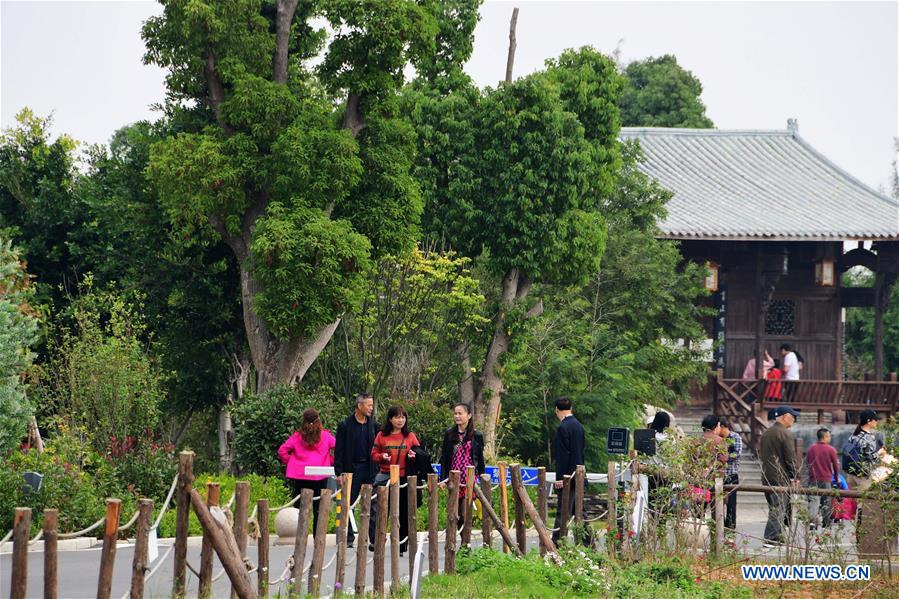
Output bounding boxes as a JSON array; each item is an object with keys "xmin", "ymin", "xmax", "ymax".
[{"xmin": 619, "ymin": 126, "xmax": 899, "ymax": 241}]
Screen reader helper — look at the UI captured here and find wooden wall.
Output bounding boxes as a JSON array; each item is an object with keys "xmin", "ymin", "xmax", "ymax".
[{"xmin": 680, "ymin": 240, "xmax": 843, "ymax": 380}]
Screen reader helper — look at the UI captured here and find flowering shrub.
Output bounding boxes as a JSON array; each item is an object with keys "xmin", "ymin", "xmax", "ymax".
[{"xmin": 106, "ymin": 434, "xmax": 177, "ymax": 502}]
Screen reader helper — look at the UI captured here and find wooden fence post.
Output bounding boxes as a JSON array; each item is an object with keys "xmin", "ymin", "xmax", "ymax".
[
  {"xmin": 129, "ymin": 499, "xmax": 153, "ymax": 599},
  {"xmin": 308, "ymin": 488, "xmax": 332, "ymax": 597},
  {"xmin": 291, "ymin": 489, "xmax": 314, "ymax": 588},
  {"xmin": 445, "ymin": 470, "xmax": 460, "ymax": 573},
  {"xmin": 232, "ymin": 481, "xmax": 249, "ymax": 599},
  {"xmin": 353, "ymin": 484, "xmax": 373, "ymax": 597},
  {"xmin": 10, "ymin": 507, "xmax": 31, "ymax": 599},
  {"xmin": 607, "ymin": 461, "xmax": 617, "ymax": 558},
  {"xmin": 511, "ymin": 464, "xmax": 527, "ymax": 554},
  {"xmin": 510, "ymin": 465, "xmax": 556, "ymax": 555},
  {"xmin": 407, "ymin": 475, "xmax": 418, "ymax": 577},
  {"xmin": 188, "ymin": 490, "xmax": 257, "ymax": 599},
  {"xmin": 199, "ymin": 482, "xmax": 221, "ymax": 598},
  {"xmin": 575, "ymin": 465, "xmax": 586, "ymax": 526},
  {"xmin": 334, "ymin": 473, "xmax": 352, "ymax": 595},
  {"xmin": 256, "ymin": 500, "xmax": 269, "ymax": 599},
  {"xmin": 480, "ymin": 476, "xmax": 493, "ymax": 550},
  {"xmin": 559, "ymin": 475, "xmax": 572, "ymax": 541},
  {"xmin": 462, "ymin": 466, "xmax": 475, "ymax": 547},
  {"xmin": 537, "ymin": 468, "xmax": 548, "ymax": 556},
  {"xmin": 373, "ymin": 485, "xmax": 388, "ymax": 596},
  {"xmin": 498, "ymin": 462, "xmax": 510, "ymax": 553},
  {"xmin": 389, "ymin": 465, "xmax": 401, "ymax": 594},
  {"xmin": 472, "ymin": 484, "xmax": 521, "ymax": 557},
  {"xmin": 714, "ymin": 478, "xmax": 725, "ymax": 556},
  {"xmin": 97, "ymin": 498, "xmax": 122, "ymax": 599},
  {"xmin": 43, "ymin": 509, "xmax": 58, "ymax": 599},
  {"xmin": 427, "ymin": 473, "xmax": 439, "ymax": 574},
  {"xmin": 173, "ymin": 451, "xmax": 194, "ymax": 598}
]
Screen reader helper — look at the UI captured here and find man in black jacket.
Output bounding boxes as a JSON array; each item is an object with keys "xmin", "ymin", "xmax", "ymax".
[
  {"xmin": 334, "ymin": 393, "xmax": 378, "ymax": 547},
  {"xmin": 552, "ymin": 396, "xmax": 586, "ymax": 543}
]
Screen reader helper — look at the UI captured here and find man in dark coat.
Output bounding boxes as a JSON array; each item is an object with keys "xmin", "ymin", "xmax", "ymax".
[
  {"xmin": 758, "ymin": 405, "xmax": 800, "ymax": 547},
  {"xmin": 552, "ymin": 396, "xmax": 585, "ymax": 543},
  {"xmin": 334, "ymin": 393, "xmax": 379, "ymax": 547}
]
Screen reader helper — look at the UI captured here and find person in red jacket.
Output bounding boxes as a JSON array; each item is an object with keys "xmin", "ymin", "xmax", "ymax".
[
  {"xmin": 807, "ymin": 428, "xmax": 840, "ymax": 528},
  {"xmin": 369, "ymin": 405, "xmax": 420, "ymax": 554},
  {"xmin": 764, "ymin": 359, "xmax": 784, "ymax": 400},
  {"xmin": 278, "ymin": 408, "xmax": 336, "ymax": 537}
]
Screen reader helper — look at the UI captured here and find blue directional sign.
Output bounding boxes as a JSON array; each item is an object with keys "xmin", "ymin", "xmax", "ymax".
[{"xmin": 432, "ymin": 465, "xmax": 542, "ymax": 485}]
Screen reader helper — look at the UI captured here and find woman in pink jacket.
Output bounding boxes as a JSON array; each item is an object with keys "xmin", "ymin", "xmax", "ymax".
[{"xmin": 278, "ymin": 408, "xmax": 335, "ymax": 535}]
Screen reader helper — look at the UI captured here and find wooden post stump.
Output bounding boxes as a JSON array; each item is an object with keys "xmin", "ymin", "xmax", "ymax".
[
  {"xmin": 498, "ymin": 462, "xmax": 510, "ymax": 553},
  {"xmin": 537, "ymin": 468, "xmax": 548, "ymax": 556},
  {"xmin": 480, "ymin": 476, "xmax": 493, "ymax": 550},
  {"xmin": 173, "ymin": 451, "xmax": 194, "ymax": 598},
  {"xmin": 256, "ymin": 499, "xmax": 269, "ymax": 599},
  {"xmin": 43, "ymin": 509, "xmax": 58, "ymax": 599},
  {"xmin": 308, "ymin": 488, "xmax": 332, "ymax": 597},
  {"xmin": 232, "ymin": 481, "xmax": 250, "ymax": 599},
  {"xmin": 291, "ymin": 488, "xmax": 314, "ymax": 588},
  {"xmin": 462, "ymin": 466, "xmax": 475, "ymax": 547},
  {"xmin": 373, "ymin": 485, "xmax": 388, "ymax": 596},
  {"xmin": 559, "ymin": 475, "xmax": 572, "ymax": 541},
  {"xmin": 199, "ymin": 482, "xmax": 221, "ymax": 598},
  {"xmin": 334, "ymin": 473, "xmax": 352, "ymax": 595},
  {"xmin": 353, "ymin": 484, "xmax": 373, "ymax": 597},
  {"xmin": 407, "ymin": 475, "xmax": 418, "ymax": 577},
  {"xmin": 427, "ymin": 473, "xmax": 439, "ymax": 574},
  {"xmin": 575, "ymin": 465, "xmax": 586, "ymax": 525},
  {"xmin": 10, "ymin": 507, "xmax": 31, "ymax": 599},
  {"xmin": 445, "ymin": 470, "xmax": 460, "ymax": 573},
  {"xmin": 97, "ymin": 498, "xmax": 122, "ymax": 599},
  {"xmin": 389, "ymin": 465, "xmax": 401, "ymax": 594},
  {"xmin": 511, "ymin": 464, "xmax": 527, "ymax": 554},
  {"xmin": 129, "ymin": 499, "xmax": 153, "ymax": 599}
]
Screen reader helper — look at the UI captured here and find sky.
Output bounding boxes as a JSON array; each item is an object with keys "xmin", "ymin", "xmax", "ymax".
[{"xmin": 1, "ymin": 0, "xmax": 897, "ymax": 192}]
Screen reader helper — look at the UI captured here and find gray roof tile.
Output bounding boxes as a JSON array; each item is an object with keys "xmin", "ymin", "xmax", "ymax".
[{"xmin": 619, "ymin": 127, "xmax": 899, "ymax": 240}]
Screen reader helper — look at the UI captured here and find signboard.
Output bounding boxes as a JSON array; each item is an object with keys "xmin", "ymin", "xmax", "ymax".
[
  {"xmin": 607, "ymin": 427, "xmax": 630, "ymax": 455},
  {"xmin": 432, "ymin": 465, "xmax": 542, "ymax": 485},
  {"xmin": 713, "ymin": 285, "xmax": 727, "ymax": 371}
]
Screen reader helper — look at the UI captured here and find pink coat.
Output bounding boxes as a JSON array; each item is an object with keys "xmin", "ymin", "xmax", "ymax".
[{"xmin": 278, "ymin": 430, "xmax": 336, "ymax": 480}]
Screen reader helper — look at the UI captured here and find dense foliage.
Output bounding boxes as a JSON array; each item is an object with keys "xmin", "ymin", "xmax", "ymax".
[{"xmin": 619, "ymin": 55, "xmax": 714, "ymax": 128}]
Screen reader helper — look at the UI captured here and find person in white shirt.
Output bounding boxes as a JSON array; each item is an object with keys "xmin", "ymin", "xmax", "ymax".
[{"xmin": 780, "ymin": 343, "xmax": 800, "ymax": 381}]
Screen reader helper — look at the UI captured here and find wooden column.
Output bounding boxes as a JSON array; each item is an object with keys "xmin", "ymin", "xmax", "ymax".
[
  {"xmin": 43, "ymin": 509, "xmax": 58, "ymax": 599},
  {"xmin": 353, "ymin": 485, "xmax": 372, "ymax": 597},
  {"xmin": 173, "ymin": 451, "xmax": 194, "ymax": 598},
  {"xmin": 129, "ymin": 500, "xmax": 153, "ymax": 599},
  {"xmin": 445, "ymin": 470, "xmax": 460, "ymax": 573},
  {"xmin": 10, "ymin": 507, "xmax": 31, "ymax": 599},
  {"xmin": 256, "ymin": 500, "xmax": 269, "ymax": 599},
  {"xmin": 199, "ymin": 482, "xmax": 221, "ymax": 598},
  {"xmin": 407, "ymin": 475, "xmax": 418, "ymax": 577},
  {"xmin": 334, "ymin": 473, "xmax": 352, "ymax": 595},
  {"xmin": 427, "ymin": 474, "xmax": 439, "ymax": 574},
  {"xmin": 97, "ymin": 498, "xmax": 122, "ymax": 599}
]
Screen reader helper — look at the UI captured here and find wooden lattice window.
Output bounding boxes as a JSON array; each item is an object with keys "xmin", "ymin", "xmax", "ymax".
[{"xmin": 765, "ymin": 299, "xmax": 795, "ymax": 336}]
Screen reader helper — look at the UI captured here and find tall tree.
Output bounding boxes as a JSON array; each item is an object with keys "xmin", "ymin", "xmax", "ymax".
[
  {"xmin": 619, "ymin": 54, "xmax": 714, "ymax": 128},
  {"xmin": 409, "ymin": 46, "xmax": 623, "ymax": 457},
  {"xmin": 143, "ymin": 0, "xmax": 435, "ymax": 390}
]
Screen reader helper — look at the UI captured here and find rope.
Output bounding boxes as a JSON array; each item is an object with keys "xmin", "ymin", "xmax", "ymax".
[
  {"xmin": 151, "ymin": 473, "xmax": 179, "ymax": 531},
  {"xmin": 0, "ymin": 529, "xmax": 13, "ymax": 545},
  {"xmin": 117, "ymin": 509, "xmax": 142, "ymax": 533},
  {"xmin": 28, "ymin": 529, "xmax": 43, "ymax": 545},
  {"xmin": 186, "ymin": 560, "xmax": 228, "ymax": 583},
  {"xmin": 269, "ymin": 563, "xmax": 292, "ymax": 585},
  {"xmin": 58, "ymin": 516, "xmax": 105, "ymax": 539},
  {"xmin": 224, "ymin": 490, "xmax": 237, "ymax": 510}
]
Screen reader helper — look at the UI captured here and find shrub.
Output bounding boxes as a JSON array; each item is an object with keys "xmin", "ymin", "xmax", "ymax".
[
  {"xmin": 106, "ymin": 435, "xmax": 177, "ymax": 501},
  {"xmin": 231, "ymin": 384, "xmax": 348, "ymax": 477}
]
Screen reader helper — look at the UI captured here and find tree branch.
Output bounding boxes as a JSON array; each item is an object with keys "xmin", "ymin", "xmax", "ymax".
[
  {"xmin": 504, "ymin": 7, "xmax": 519, "ymax": 84},
  {"xmin": 342, "ymin": 93, "xmax": 367, "ymax": 137},
  {"xmin": 525, "ymin": 299, "xmax": 543, "ymax": 319},
  {"xmin": 272, "ymin": 0, "xmax": 300, "ymax": 84},
  {"xmin": 203, "ymin": 50, "xmax": 230, "ymax": 133}
]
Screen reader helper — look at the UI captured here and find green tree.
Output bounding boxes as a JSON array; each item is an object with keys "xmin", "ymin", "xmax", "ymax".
[
  {"xmin": 0, "ymin": 240, "xmax": 39, "ymax": 454},
  {"xmin": 408, "ymin": 46, "xmax": 623, "ymax": 456},
  {"xmin": 143, "ymin": 0, "xmax": 436, "ymax": 390},
  {"xmin": 619, "ymin": 55, "xmax": 714, "ymax": 128}
]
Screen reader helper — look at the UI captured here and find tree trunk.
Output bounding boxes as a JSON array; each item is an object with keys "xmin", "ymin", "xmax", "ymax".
[{"xmin": 239, "ymin": 264, "xmax": 341, "ymax": 391}]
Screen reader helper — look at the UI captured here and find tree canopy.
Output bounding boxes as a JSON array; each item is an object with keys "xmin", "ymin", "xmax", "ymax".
[{"xmin": 619, "ymin": 54, "xmax": 714, "ymax": 128}]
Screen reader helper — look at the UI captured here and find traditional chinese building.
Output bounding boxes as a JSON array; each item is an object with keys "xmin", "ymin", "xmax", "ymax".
[{"xmin": 621, "ymin": 121, "xmax": 899, "ymax": 450}]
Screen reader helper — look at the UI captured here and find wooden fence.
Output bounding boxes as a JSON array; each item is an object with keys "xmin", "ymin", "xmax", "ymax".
[{"xmin": 6, "ymin": 452, "xmax": 588, "ymax": 599}]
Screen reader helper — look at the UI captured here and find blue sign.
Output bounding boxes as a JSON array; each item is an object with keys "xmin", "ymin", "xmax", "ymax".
[{"xmin": 432, "ymin": 465, "xmax": 543, "ymax": 486}]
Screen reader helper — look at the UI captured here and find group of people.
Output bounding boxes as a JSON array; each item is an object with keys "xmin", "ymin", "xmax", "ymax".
[
  {"xmin": 276, "ymin": 395, "xmax": 588, "ymax": 552},
  {"xmin": 742, "ymin": 344, "xmax": 804, "ymax": 401}
]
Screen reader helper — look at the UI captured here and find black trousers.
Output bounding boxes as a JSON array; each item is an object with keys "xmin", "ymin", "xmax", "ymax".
[
  {"xmin": 346, "ymin": 462, "xmax": 374, "ymax": 545},
  {"xmin": 724, "ymin": 474, "xmax": 738, "ymax": 530},
  {"xmin": 289, "ymin": 478, "xmax": 326, "ymax": 538}
]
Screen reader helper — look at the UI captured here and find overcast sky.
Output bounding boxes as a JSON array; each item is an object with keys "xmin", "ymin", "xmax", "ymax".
[{"xmin": 2, "ymin": 0, "xmax": 897, "ymax": 191}]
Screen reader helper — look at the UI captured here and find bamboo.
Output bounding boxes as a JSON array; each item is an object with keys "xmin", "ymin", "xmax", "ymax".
[
  {"xmin": 188, "ymin": 490, "xmax": 257, "ymax": 599},
  {"xmin": 334, "ymin": 473, "xmax": 352, "ymax": 595},
  {"xmin": 256, "ymin": 500, "xmax": 269, "ymax": 599},
  {"xmin": 427, "ymin": 474, "xmax": 439, "ymax": 574},
  {"xmin": 445, "ymin": 470, "xmax": 460, "ymax": 573},
  {"xmin": 43, "ymin": 509, "xmax": 58, "ymax": 599},
  {"xmin": 373, "ymin": 485, "xmax": 388, "ymax": 596},
  {"xmin": 199, "ymin": 482, "xmax": 221, "ymax": 598},
  {"xmin": 308, "ymin": 488, "xmax": 332, "ymax": 597},
  {"xmin": 291, "ymin": 488, "xmax": 314, "ymax": 586},
  {"xmin": 129, "ymin": 500, "xmax": 153, "ymax": 599},
  {"xmin": 353, "ymin": 484, "xmax": 373, "ymax": 596},
  {"xmin": 173, "ymin": 451, "xmax": 194, "ymax": 598},
  {"xmin": 10, "ymin": 507, "xmax": 31, "ymax": 599}
]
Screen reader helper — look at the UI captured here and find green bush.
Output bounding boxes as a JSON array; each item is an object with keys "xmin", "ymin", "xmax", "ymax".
[
  {"xmin": 231, "ymin": 384, "xmax": 349, "ymax": 477},
  {"xmin": 106, "ymin": 435, "xmax": 177, "ymax": 501}
]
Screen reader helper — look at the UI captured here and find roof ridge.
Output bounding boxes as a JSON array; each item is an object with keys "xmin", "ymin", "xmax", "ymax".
[{"xmin": 620, "ymin": 127, "xmax": 792, "ymax": 137}]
